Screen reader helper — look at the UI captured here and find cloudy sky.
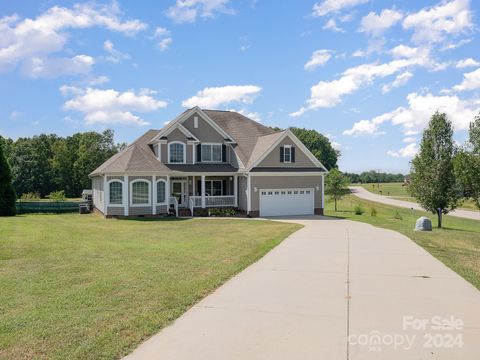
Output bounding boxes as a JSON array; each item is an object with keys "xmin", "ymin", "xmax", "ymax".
[{"xmin": 0, "ymin": 0, "xmax": 479, "ymax": 173}]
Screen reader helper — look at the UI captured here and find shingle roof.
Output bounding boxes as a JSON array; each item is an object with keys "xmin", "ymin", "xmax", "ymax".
[
  {"xmin": 90, "ymin": 129, "xmax": 170, "ymax": 175},
  {"xmin": 203, "ymin": 110, "xmax": 280, "ymax": 167}
]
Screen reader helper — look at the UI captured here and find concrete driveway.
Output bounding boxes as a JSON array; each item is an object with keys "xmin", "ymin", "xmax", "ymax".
[
  {"xmin": 124, "ymin": 217, "xmax": 480, "ymax": 360},
  {"xmin": 350, "ymin": 186, "xmax": 480, "ymax": 221}
]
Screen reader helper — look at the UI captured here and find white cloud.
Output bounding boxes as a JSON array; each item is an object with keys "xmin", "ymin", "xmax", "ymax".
[
  {"xmin": 292, "ymin": 56, "xmax": 430, "ymax": 116},
  {"xmin": 87, "ymin": 75, "xmax": 110, "ymax": 86},
  {"xmin": 456, "ymin": 58, "xmax": 480, "ymax": 68},
  {"xmin": 182, "ymin": 85, "xmax": 262, "ymax": 108},
  {"xmin": 403, "ymin": 136, "xmax": 416, "ymax": 143},
  {"xmin": 382, "ymin": 71, "xmax": 413, "ymax": 93},
  {"xmin": 304, "ymin": 50, "xmax": 332, "ymax": 71},
  {"xmin": 103, "ymin": 40, "xmax": 130, "ymax": 63},
  {"xmin": 313, "ymin": 0, "xmax": 369, "ymax": 17},
  {"xmin": 403, "ymin": 0, "xmax": 472, "ymax": 44},
  {"xmin": 62, "ymin": 87, "xmax": 167, "ymax": 126},
  {"xmin": 325, "ymin": 134, "xmax": 342, "ymax": 150},
  {"xmin": 344, "ymin": 92, "xmax": 479, "ymax": 137},
  {"xmin": 166, "ymin": 0, "xmax": 234, "ymax": 24},
  {"xmin": 387, "ymin": 143, "xmax": 419, "ymax": 158},
  {"xmin": 452, "ymin": 68, "xmax": 480, "ymax": 92},
  {"xmin": 153, "ymin": 27, "xmax": 172, "ymax": 51},
  {"xmin": 359, "ymin": 8, "xmax": 403, "ymax": 36},
  {"xmin": 0, "ymin": 3, "xmax": 146, "ymax": 77},
  {"xmin": 323, "ymin": 19, "xmax": 344, "ymax": 32}
]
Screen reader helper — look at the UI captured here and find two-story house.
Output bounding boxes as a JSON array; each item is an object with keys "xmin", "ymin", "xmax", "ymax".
[{"xmin": 90, "ymin": 107, "xmax": 327, "ymax": 217}]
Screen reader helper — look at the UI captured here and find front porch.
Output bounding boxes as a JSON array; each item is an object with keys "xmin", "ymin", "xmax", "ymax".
[{"xmin": 168, "ymin": 174, "xmax": 238, "ymax": 216}]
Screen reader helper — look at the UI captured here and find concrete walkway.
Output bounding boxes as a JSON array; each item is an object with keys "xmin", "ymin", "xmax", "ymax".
[
  {"xmin": 124, "ymin": 217, "xmax": 480, "ymax": 360},
  {"xmin": 350, "ymin": 186, "xmax": 480, "ymax": 221}
]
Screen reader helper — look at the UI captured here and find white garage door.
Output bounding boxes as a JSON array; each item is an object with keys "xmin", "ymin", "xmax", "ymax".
[{"xmin": 260, "ymin": 188, "xmax": 314, "ymax": 217}]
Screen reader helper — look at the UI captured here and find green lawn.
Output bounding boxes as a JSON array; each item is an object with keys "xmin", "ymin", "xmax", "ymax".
[
  {"xmin": 325, "ymin": 195, "xmax": 480, "ymax": 290},
  {"xmin": 356, "ymin": 182, "xmax": 479, "ymax": 211},
  {"xmin": 0, "ymin": 214, "xmax": 301, "ymax": 360}
]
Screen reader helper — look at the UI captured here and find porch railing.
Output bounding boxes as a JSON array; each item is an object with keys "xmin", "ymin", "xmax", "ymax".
[
  {"xmin": 189, "ymin": 197, "xmax": 194, "ymax": 216},
  {"xmin": 189, "ymin": 195, "xmax": 236, "ymax": 208}
]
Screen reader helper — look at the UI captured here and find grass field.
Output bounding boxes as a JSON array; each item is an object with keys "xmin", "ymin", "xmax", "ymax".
[
  {"xmin": 0, "ymin": 214, "xmax": 300, "ymax": 360},
  {"xmin": 325, "ymin": 195, "xmax": 480, "ymax": 290},
  {"xmin": 356, "ymin": 182, "xmax": 479, "ymax": 211}
]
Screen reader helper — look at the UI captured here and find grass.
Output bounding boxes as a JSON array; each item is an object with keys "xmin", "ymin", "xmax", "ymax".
[
  {"xmin": 0, "ymin": 214, "xmax": 301, "ymax": 360},
  {"xmin": 325, "ymin": 195, "xmax": 480, "ymax": 290},
  {"xmin": 355, "ymin": 182, "xmax": 479, "ymax": 211}
]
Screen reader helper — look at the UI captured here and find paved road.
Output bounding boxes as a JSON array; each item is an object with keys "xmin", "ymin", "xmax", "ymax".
[
  {"xmin": 350, "ymin": 186, "xmax": 480, "ymax": 221},
  {"xmin": 124, "ymin": 217, "xmax": 480, "ymax": 360}
]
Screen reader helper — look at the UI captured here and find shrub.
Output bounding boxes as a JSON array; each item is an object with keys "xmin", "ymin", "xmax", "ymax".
[
  {"xmin": 394, "ymin": 210, "xmax": 403, "ymax": 220},
  {"xmin": 370, "ymin": 207, "xmax": 377, "ymax": 217},
  {"xmin": 209, "ymin": 208, "xmax": 236, "ymax": 217},
  {"xmin": 354, "ymin": 205, "xmax": 364, "ymax": 215},
  {"xmin": 47, "ymin": 190, "xmax": 65, "ymax": 201},
  {"xmin": 20, "ymin": 192, "xmax": 41, "ymax": 200}
]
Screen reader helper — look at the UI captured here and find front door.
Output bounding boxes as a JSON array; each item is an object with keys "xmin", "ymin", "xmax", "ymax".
[{"xmin": 172, "ymin": 180, "xmax": 187, "ymax": 207}]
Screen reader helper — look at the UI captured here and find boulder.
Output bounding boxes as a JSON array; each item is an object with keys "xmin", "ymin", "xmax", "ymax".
[{"xmin": 415, "ymin": 217, "xmax": 432, "ymax": 231}]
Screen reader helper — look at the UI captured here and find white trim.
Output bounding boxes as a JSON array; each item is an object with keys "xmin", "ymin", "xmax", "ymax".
[
  {"xmin": 159, "ymin": 123, "xmax": 199, "ymax": 142},
  {"xmin": 249, "ymin": 172, "xmax": 326, "ymax": 176},
  {"xmin": 321, "ymin": 175, "xmax": 325, "ymax": 209},
  {"xmin": 155, "ymin": 178, "xmax": 168, "ymax": 205},
  {"xmin": 130, "ymin": 179, "xmax": 152, "ymax": 207},
  {"xmin": 106, "ymin": 179, "xmax": 124, "ymax": 207},
  {"xmin": 124, "ymin": 175, "xmax": 129, "ymax": 216},
  {"xmin": 152, "ymin": 175, "xmax": 157, "ymax": 215},
  {"xmin": 168, "ymin": 141, "xmax": 187, "ymax": 164},
  {"xmin": 247, "ymin": 130, "xmax": 328, "ymax": 171},
  {"xmin": 201, "ymin": 175, "xmax": 206, "ymax": 208},
  {"xmin": 247, "ymin": 174, "xmax": 251, "ymax": 214},
  {"xmin": 234, "ymin": 175, "xmax": 238, "ymax": 207},
  {"xmin": 158, "ymin": 144, "xmax": 161, "ymax": 162},
  {"xmin": 283, "ymin": 144, "xmax": 292, "ymax": 163},
  {"xmin": 103, "ymin": 175, "xmax": 107, "ymax": 216}
]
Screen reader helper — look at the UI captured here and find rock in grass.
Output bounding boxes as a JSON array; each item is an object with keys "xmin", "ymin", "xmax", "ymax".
[{"xmin": 415, "ymin": 217, "xmax": 432, "ymax": 231}]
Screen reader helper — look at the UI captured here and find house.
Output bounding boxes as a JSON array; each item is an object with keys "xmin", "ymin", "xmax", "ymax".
[{"xmin": 89, "ymin": 107, "xmax": 327, "ymax": 217}]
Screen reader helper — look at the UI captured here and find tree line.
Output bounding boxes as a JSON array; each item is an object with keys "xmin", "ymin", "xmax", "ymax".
[
  {"xmin": 343, "ymin": 171, "xmax": 405, "ymax": 184},
  {"xmin": 0, "ymin": 130, "xmax": 125, "ymax": 198}
]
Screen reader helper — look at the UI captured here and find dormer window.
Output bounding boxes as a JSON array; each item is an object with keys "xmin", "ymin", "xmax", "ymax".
[
  {"xmin": 169, "ymin": 142, "xmax": 186, "ymax": 163},
  {"xmin": 284, "ymin": 145, "xmax": 292, "ymax": 163},
  {"xmin": 201, "ymin": 144, "xmax": 223, "ymax": 162}
]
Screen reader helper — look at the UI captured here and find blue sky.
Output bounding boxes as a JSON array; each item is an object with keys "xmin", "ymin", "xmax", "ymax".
[{"xmin": 1, "ymin": 0, "xmax": 479, "ymax": 173}]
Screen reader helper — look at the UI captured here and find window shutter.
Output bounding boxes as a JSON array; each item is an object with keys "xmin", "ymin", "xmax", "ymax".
[
  {"xmin": 222, "ymin": 144, "xmax": 227, "ymax": 162},
  {"xmin": 222, "ymin": 179, "xmax": 227, "ymax": 195},
  {"xmin": 291, "ymin": 147, "xmax": 296, "ymax": 163},
  {"xmin": 196, "ymin": 179, "xmax": 202, "ymax": 196},
  {"xmin": 280, "ymin": 146, "xmax": 284, "ymax": 163},
  {"xmin": 197, "ymin": 144, "xmax": 202, "ymax": 162}
]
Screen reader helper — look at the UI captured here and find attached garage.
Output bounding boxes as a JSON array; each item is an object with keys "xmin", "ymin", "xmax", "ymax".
[{"xmin": 259, "ymin": 188, "xmax": 314, "ymax": 217}]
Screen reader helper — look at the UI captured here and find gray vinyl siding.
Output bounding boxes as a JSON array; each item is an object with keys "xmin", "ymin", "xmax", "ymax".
[
  {"xmin": 256, "ymin": 135, "xmax": 316, "ymax": 168},
  {"xmin": 250, "ymin": 175, "xmax": 323, "ymax": 212},
  {"xmin": 238, "ymin": 176, "xmax": 248, "ymax": 211},
  {"xmin": 107, "ymin": 207, "xmax": 124, "ymax": 216},
  {"xmin": 92, "ymin": 176, "xmax": 104, "ymax": 214},
  {"xmin": 183, "ymin": 114, "xmax": 225, "ymax": 143}
]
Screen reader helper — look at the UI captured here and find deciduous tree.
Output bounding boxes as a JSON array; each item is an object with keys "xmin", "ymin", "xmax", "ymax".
[
  {"xmin": 0, "ymin": 141, "xmax": 16, "ymax": 216},
  {"xmin": 325, "ymin": 168, "xmax": 349, "ymax": 211}
]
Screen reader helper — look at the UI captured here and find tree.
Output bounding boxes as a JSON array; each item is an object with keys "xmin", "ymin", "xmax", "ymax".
[
  {"xmin": 454, "ymin": 114, "xmax": 480, "ymax": 209},
  {"xmin": 0, "ymin": 140, "xmax": 16, "ymax": 216},
  {"xmin": 325, "ymin": 168, "xmax": 349, "ymax": 211},
  {"xmin": 408, "ymin": 112, "xmax": 460, "ymax": 228}
]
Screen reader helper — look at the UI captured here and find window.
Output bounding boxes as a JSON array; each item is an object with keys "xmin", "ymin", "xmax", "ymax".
[
  {"xmin": 284, "ymin": 145, "xmax": 292, "ymax": 163},
  {"xmin": 131, "ymin": 181, "xmax": 150, "ymax": 205},
  {"xmin": 201, "ymin": 144, "xmax": 222, "ymax": 162},
  {"xmin": 205, "ymin": 180, "xmax": 222, "ymax": 196},
  {"xmin": 169, "ymin": 142, "xmax": 185, "ymax": 163},
  {"xmin": 157, "ymin": 180, "xmax": 166, "ymax": 204},
  {"xmin": 109, "ymin": 181, "xmax": 123, "ymax": 205}
]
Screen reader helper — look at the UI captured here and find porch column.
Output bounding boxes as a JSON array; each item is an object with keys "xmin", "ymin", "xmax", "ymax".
[
  {"xmin": 166, "ymin": 175, "xmax": 170, "ymax": 206},
  {"xmin": 233, "ymin": 175, "xmax": 238, "ymax": 207},
  {"xmin": 201, "ymin": 175, "xmax": 206, "ymax": 208},
  {"xmin": 152, "ymin": 175, "xmax": 157, "ymax": 215}
]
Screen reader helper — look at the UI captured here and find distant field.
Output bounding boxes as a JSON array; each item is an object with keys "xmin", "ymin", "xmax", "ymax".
[{"xmin": 356, "ymin": 182, "xmax": 478, "ymax": 211}]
